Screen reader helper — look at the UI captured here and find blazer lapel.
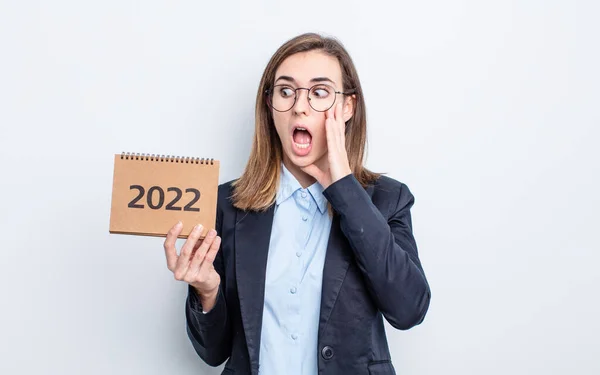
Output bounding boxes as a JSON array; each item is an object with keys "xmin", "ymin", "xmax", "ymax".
[
  {"xmin": 234, "ymin": 206, "xmax": 275, "ymax": 375},
  {"xmin": 318, "ymin": 182, "xmax": 376, "ymax": 338},
  {"xmin": 318, "ymin": 213, "xmax": 352, "ymax": 338}
]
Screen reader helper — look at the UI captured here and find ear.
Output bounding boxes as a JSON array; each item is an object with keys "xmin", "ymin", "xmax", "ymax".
[{"xmin": 342, "ymin": 94, "xmax": 356, "ymax": 123}]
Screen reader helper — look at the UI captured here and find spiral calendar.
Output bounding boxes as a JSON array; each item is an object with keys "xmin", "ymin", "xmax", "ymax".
[{"xmin": 109, "ymin": 152, "xmax": 219, "ymax": 238}]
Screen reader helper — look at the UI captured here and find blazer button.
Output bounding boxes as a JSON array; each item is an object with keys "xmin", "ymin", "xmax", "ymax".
[{"xmin": 321, "ymin": 346, "xmax": 334, "ymax": 360}]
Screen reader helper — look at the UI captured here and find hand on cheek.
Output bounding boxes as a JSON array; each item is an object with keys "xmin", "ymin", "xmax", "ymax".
[{"xmin": 300, "ymin": 102, "xmax": 352, "ymax": 189}]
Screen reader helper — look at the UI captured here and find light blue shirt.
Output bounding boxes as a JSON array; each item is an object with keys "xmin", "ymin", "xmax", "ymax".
[{"xmin": 258, "ymin": 163, "xmax": 333, "ymax": 375}]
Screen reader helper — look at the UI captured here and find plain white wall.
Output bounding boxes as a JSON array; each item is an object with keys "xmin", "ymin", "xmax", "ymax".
[{"xmin": 1, "ymin": 1, "xmax": 598, "ymax": 374}]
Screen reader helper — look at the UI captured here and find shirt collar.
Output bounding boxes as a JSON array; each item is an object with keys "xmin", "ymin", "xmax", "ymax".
[
  {"xmin": 276, "ymin": 163, "xmax": 328, "ymax": 214},
  {"xmin": 307, "ymin": 180, "xmax": 328, "ymax": 214},
  {"xmin": 276, "ymin": 163, "xmax": 302, "ymax": 206}
]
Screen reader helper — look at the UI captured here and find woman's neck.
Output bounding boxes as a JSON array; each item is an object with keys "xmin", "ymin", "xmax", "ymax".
[{"xmin": 282, "ymin": 158, "xmax": 316, "ymax": 189}]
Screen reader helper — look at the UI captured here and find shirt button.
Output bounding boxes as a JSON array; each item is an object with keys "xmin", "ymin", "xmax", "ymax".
[
  {"xmin": 301, "ymin": 192, "xmax": 307, "ymax": 198},
  {"xmin": 291, "ymin": 334, "xmax": 298, "ymax": 340},
  {"xmin": 296, "ymin": 251, "xmax": 302, "ymax": 257},
  {"xmin": 302, "ymin": 216, "xmax": 308, "ymax": 221},
  {"xmin": 290, "ymin": 287, "xmax": 297, "ymax": 294}
]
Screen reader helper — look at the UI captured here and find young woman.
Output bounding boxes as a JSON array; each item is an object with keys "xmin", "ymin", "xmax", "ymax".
[{"xmin": 163, "ymin": 33, "xmax": 431, "ymax": 375}]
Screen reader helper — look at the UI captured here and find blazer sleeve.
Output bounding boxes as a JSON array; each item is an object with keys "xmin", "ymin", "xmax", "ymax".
[
  {"xmin": 322, "ymin": 174, "xmax": 431, "ymax": 330},
  {"xmin": 185, "ymin": 200, "xmax": 232, "ymax": 366}
]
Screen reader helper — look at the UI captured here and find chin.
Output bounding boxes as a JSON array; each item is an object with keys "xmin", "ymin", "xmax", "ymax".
[
  {"xmin": 286, "ymin": 155, "xmax": 311, "ymax": 168},
  {"xmin": 285, "ymin": 147, "xmax": 325, "ymax": 168}
]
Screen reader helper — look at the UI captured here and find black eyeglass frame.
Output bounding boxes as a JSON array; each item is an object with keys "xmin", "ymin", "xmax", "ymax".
[{"xmin": 265, "ymin": 84, "xmax": 357, "ymax": 113}]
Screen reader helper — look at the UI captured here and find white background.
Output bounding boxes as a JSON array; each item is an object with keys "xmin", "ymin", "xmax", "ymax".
[{"xmin": 1, "ymin": 1, "xmax": 598, "ymax": 374}]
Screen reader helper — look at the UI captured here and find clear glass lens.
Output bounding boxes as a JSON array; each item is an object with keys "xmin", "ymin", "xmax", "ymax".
[
  {"xmin": 308, "ymin": 85, "xmax": 334, "ymax": 111},
  {"xmin": 270, "ymin": 85, "xmax": 296, "ymax": 112}
]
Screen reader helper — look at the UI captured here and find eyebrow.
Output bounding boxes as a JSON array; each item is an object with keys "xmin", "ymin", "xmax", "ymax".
[{"xmin": 275, "ymin": 75, "xmax": 336, "ymax": 85}]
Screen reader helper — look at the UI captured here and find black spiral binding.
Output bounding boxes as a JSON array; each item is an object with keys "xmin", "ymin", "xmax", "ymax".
[{"xmin": 120, "ymin": 152, "xmax": 214, "ymax": 165}]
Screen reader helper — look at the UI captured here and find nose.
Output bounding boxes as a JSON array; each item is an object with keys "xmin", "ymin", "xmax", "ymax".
[{"xmin": 292, "ymin": 88, "xmax": 310, "ymax": 115}]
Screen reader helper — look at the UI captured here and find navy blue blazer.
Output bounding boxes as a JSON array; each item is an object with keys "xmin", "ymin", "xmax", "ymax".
[{"xmin": 185, "ymin": 173, "xmax": 431, "ymax": 375}]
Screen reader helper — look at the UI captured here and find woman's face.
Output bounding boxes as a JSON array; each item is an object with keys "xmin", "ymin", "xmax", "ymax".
[{"xmin": 271, "ymin": 50, "xmax": 353, "ymax": 178}]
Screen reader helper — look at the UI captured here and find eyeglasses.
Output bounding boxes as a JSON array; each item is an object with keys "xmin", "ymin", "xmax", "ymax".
[{"xmin": 266, "ymin": 84, "xmax": 356, "ymax": 112}]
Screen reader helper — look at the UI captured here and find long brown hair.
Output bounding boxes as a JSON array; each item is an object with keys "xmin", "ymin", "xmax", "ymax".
[{"xmin": 231, "ymin": 33, "xmax": 380, "ymax": 211}]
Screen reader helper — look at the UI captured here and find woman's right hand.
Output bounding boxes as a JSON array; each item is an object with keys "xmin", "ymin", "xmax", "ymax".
[{"xmin": 164, "ymin": 222, "xmax": 222, "ymax": 312}]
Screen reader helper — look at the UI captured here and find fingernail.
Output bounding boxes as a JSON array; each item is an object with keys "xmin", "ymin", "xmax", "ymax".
[
  {"xmin": 195, "ymin": 224, "xmax": 203, "ymax": 231},
  {"xmin": 209, "ymin": 229, "xmax": 217, "ymax": 236},
  {"xmin": 176, "ymin": 221, "xmax": 182, "ymax": 228}
]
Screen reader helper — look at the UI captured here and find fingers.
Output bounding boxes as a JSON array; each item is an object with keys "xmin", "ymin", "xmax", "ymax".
[
  {"xmin": 325, "ymin": 106, "xmax": 338, "ymax": 151},
  {"xmin": 198, "ymin": 234, "xmax": 222, "ymax": 276},
  {"xmin": 326, "ymin": 104, "xmax": 334, "ymax": 120},
  {"xmin": 164, "ymin": 221, "xmax": 183, "ymax": 272},
  {"xmin": 190, "ymin": 236, "xmax": 203, "ymax": 258},
  {"xmin": 325, "ymin": 105, "xmax": 334, "ymax": 133},
  {"xmin": 334, "ymin": 102, "xmax": 345, "ymax": 148},
  {"xmin": 174, "ymin": 224, "xmax": 204, "ymax": 279},
  {"xmin": 327, "ymin": 101, "xmax": 343, "ymax": 122},
  {"xmin": 335, "ymin": 102, "xmax": 344, "ymax": 139},
  {"xmin": 186, "ymin": 229, "xmax": 218, "ymax": 282}
]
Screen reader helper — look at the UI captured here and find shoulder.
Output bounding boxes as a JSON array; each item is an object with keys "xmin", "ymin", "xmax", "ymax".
[
  {"xmin": 213, "ymin": 179, "xmax": 239, "ymax": 233},
  {"xmin": 370, "ymin": 174, "xmax": 415, "ymax": 211},
  {"xmin": 216, "ymin": 179, "xmax": 238, "ymax": 212}
]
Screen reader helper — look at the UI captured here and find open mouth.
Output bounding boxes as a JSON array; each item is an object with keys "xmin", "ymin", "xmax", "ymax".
[{"xmin": 293, "ymin": 126, "xmax": 312, "ymax": 149}]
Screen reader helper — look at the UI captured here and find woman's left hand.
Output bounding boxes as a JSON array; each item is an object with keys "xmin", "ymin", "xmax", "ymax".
[{"xmin": 301, "ymin": 102, "xmax": 352, "ymax": 189}]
